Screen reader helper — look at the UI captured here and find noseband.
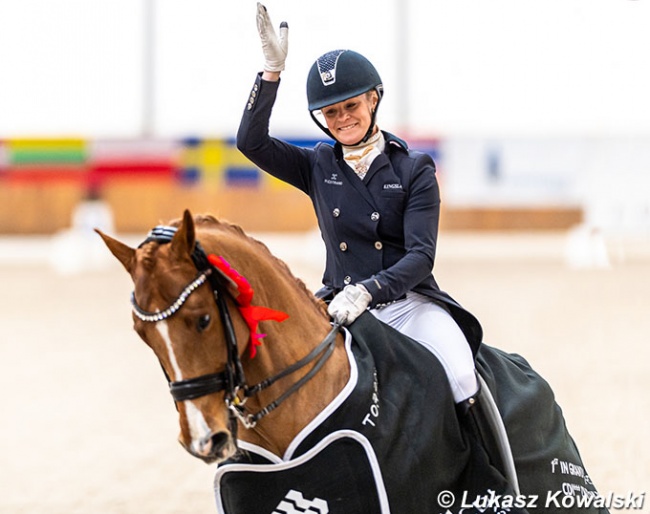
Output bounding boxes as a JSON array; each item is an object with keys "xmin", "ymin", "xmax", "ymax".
[{"xmin": 131, "ymin": 226, "xmax": 339, "ymax": 431}]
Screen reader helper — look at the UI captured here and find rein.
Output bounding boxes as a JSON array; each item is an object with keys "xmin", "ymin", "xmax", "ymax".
[{"xmin": 132, "ymin": 225, "xmax": 339, "ymax": 430}]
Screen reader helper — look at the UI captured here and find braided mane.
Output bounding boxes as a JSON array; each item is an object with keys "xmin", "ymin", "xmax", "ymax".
[{"xmin": 169, "ymin": 214, "xmax": 327, "ymax": 317}]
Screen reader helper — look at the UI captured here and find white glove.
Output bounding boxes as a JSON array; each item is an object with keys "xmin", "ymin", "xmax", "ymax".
[
  {"xmin": 328, "ymin": 284, "xmax": 372, "ymax": 326},
  {"xmin": 256, "ymin": 3, "xmax": 289, "ymax": 72}
]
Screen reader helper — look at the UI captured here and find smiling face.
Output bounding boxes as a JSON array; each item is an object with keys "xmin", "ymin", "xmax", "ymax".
[{"xmin": 320, "ymin": 91, "xmax": 379, "ymax": 146}]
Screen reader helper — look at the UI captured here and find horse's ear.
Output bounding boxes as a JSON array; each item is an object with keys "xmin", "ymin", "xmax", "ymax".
[
  {"xmin": 95, "ymin": 229, "xmax": 136, "ymax": 273},
  {"xmin": 170, "ymin": 209, "xmax": 196, "ymax": 261}
]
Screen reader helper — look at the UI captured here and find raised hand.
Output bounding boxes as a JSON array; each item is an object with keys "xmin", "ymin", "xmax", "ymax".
[{"xmin": 256, "ymin": 3, "xmax": 289, "ymax": 72}]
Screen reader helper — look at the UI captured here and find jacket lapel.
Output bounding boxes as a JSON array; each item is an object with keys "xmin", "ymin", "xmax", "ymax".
[
  {"xmin": 362, "ymin": 153, "xmax": 390, "ymax": 186},
  {"xmin": 337, "ymin": 157, "xmax": 378, "ymax": 210}
]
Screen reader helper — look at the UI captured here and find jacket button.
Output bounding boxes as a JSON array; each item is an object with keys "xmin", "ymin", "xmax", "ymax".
[
  {"xmin": 374, "ymin": 241, "xmax": 383, "ymax": 250},
  {"xmin": 371, "ymin": 211, "xmax": 380, "ymax": 221},
  {"xmin": 333, "ymin": 208, "xmax": 340, "ymax": 217},
  {"xmin": 339, "ymin": 242, "xmax": 348, "ymax": 251},
  {"xmin": 344, "ymin": 275, "xmax": 352, "ymax": 285}
]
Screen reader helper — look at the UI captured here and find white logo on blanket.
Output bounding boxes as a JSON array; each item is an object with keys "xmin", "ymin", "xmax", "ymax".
[{"xmin": 273, "ymin": 489, "xmax": 329, "ymax": 513}]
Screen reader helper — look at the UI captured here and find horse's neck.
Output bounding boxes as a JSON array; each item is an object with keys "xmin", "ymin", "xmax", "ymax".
[
  {"xmin": 240, "ymin": 321, "xmax": 349, "ymax": 457},
  {"xmin": 217, "ymin": 240, "xmax": 349, "ymax": 457}
]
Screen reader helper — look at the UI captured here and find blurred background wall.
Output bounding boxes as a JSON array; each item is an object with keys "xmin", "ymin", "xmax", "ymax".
[
  {"xmin": 0, "ymin": 0, "xmax": 648, "ymax": 235},
  {"xmin": 1, "ymin": 4, "xmax": 648, "ymax": 510}
]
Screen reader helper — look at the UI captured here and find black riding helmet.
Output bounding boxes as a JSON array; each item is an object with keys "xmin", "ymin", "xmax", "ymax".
[{"xmin": 307, "ymin": 49, "xmax": 384, "ymax": 145}]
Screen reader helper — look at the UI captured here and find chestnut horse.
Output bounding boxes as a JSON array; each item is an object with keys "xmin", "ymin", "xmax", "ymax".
[
  {"xmin": 98, "ymin": 210, "xmax": 608, "ymax": 514},
  {"xmin": 98, "ymin": 210, "xmax": 349, "ymax": 463}
]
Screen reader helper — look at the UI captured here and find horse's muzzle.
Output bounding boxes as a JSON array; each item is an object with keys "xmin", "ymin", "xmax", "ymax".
[{"xmin": 183, "ymin": 430, "xmax": 235, "ymax": 464}]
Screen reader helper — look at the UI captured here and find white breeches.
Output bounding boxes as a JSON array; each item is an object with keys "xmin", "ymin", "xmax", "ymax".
[{"xmin": 370, "ymin": 292, "xmax": 479, "ymax": 403}]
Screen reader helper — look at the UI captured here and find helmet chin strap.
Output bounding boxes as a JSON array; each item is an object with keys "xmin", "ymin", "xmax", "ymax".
[
  {"xmin": 353, "ymin": 108, "xmax": 379, "ymax": 146},
  {"xmin": 309, "ymin": 110, "xmax": 335, "ymax": 140}
]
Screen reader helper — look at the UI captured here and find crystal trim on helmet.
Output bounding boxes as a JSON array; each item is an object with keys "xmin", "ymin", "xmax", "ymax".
[{"xmin": 316, "ymin": 49, "xmax": 347, "ymax": 86}]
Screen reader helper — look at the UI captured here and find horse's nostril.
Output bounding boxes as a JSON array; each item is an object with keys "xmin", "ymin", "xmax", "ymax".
[{"xmin": 210, "ymin": 432, "xmax": 229, "ymax": 454}]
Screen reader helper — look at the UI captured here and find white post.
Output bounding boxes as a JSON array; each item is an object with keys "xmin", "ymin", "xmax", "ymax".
[
  {"xmin": 395, "ymin": 0, "xmax": 410, "ymax": 134},
  {"xmin": 142, "ymin": 0, "xmax": 155, "ymax": 137}
]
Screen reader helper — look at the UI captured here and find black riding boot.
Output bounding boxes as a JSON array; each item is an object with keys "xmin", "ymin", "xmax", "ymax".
[{"xmin": 456, "ymin": 383, "xmax": 510, "ymax": 482}]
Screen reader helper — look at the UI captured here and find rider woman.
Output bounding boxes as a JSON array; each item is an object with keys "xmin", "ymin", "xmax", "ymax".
[{"xmin": 237, "ymin": 4, "xmax": 483, "ymax": 409}]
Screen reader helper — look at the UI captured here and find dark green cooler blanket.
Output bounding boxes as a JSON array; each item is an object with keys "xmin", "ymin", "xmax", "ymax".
[{"xmin": 214, "ymin": 313, "xmax": 608, "ymax": 514}]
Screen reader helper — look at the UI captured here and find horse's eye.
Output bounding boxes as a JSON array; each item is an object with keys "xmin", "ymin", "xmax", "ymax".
[{"xmin": 196, "ymin": 314, "xmax": 211, "ymax": 333}]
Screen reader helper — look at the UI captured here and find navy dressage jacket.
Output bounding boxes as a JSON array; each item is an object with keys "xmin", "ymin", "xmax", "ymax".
[{"xmin": 237, "ymin": 73, "xmax": 483, "ymax": 354}]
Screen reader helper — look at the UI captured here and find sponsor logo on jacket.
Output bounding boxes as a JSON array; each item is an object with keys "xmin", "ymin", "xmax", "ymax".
[{"xmin": 324, "ymin": 173, "xmax": 343, "ymax": 186}]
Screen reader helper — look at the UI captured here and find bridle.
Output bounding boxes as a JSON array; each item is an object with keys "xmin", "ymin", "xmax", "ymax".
[{"xmin": 131, "ymin": 226, "xmax": 339, "ymax": 435}]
